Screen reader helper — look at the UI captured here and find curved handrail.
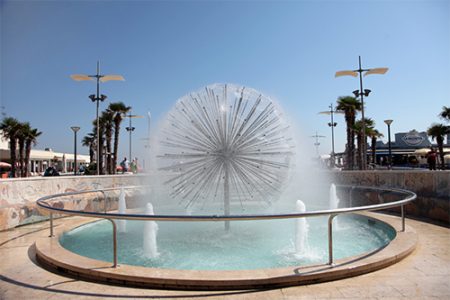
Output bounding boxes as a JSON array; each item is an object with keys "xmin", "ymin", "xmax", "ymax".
[{"xmin": 36, "ymin": 185, "xmax": 416, "ymax": 221}]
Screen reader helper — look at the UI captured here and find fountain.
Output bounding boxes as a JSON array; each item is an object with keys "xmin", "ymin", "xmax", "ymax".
[
  {"xmin": 40, "ymin": 83, "xmax": 416, "ymax": 289},
  {"xmin": 143, "ymin": 203, "xmax": 159, "ymax": 258},
  {"xmin": 329, "ymin": 183, "xmax": 340, "ymax": 228},
  {"xmin": 157, "ymin": 83, "xmax": 294, "ymax": 229},
  {"xmin": 295, "ymin": 200, "xmax": 309, "ymax": 255},
  {"xmin": 117, "ymin": 188, "xmax": 127, "ymax": 233}
]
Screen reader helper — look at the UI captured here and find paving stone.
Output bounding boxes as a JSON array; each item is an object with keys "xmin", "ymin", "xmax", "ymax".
[{"xmin": 0, "ymin": 216, "xmax": 449, "ymax": 299}]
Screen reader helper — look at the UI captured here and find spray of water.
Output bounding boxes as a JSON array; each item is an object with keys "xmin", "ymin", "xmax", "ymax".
[
  {"xmin": 156, "ymin": 83, "xmax": 295, "ymax": 215},
  {"xmin": 295, "ymin": 200, "xmax": 309, "ymax": 255},
  {"xmin": 117, "ymin": 188, "xmax": 127, "ymax": 233},
  {"xmin": 143, "ymin": 202, "xmax": 159, "ymax": 258}
]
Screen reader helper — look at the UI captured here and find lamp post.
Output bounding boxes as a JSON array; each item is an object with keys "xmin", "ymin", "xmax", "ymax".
[
  {"xmin": 310, "ymin": 132, "xmax": 326, "ymax": 157},
  {"xmin": 70, "ymin": 126, "xmax": 80, "ymax": 175},
  {"xmin": 319, "ymin": 103, "xmax": 343, "ymax": 167},
  {"xmin": 335, "ymin": 56, "xmax": 388, "ymax": 170},
  {"xmin": 384, "ymin": 119, "xmax": 393, "ymax": 170},
  {"xmin": 71, "ymin": 61, "xmax": 124, "ymax": 175},
  {"xmin": 124, "ymin": 113, "xmax": 143, "ymax": 161}
]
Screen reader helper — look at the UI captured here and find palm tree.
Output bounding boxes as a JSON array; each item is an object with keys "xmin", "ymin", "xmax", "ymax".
[
  {"xmin": 16, "ymin": 122, "xmax": 31, "ymax": 177},
  {"xmin": 100, "ymin": 110, "xmax": 114, "ymax": 174},
  {"xmin": 427, "ymin": 123, "xmax": 450, "ymax": 170},
  {"xmin": 0, "ymin": 117, "xmax": 20, "ymax": 177},
  {"xmin": 368, "ymin": 128, "xmax": 383, "ymax": 165},
  {"xmin": 82, "ymin": 132, "xmax": 96, "ymax": 165},
  {"xmin": 108, "ymin": 102, "xmax": 131, "ymax": 174},
  {"xmin": 439, "ymin": 106, "xmax": 450, "ymax": 122},
  {"xmin": 354, "ymin": 118, "xmax": 374, "ymax": 170},
  {"xmin": 24, "ymin": 127, "xmax": 42, "ymax": 177},
  {"xmin": 336, "ymin": 96, "xmax": 362, "ymax": 170}
]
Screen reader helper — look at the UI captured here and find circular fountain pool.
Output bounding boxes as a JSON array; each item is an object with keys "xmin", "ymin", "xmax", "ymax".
[
  {"xmin": 60, "ymin": 214, "xmax": 395, "ymax": 270},
  {"xmin": 35, "ymin": 84, "xmax": 417, "ymax": 289}
]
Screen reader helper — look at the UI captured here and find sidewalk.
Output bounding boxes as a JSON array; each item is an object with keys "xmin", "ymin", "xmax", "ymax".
[{"xmin": 0, "ymin": 215, "xmax": 449, "ymax": 299}]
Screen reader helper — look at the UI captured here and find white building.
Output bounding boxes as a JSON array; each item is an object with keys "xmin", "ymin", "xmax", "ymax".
[{"xmin": 0, "ymin": 132, "xmax": 90, "ymax": 176}]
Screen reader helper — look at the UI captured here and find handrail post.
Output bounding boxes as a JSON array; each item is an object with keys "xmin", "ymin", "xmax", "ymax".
[
  {"xmin": 401, "ymin": 204, "xmax": 405, "ymax": 232},
  {"xmin": 107, "ymin": 219, "xmax": 118, "ymax": 267},
  {"xmin": 49, "ymin": 212, "xmax": 54, "ymax": 237},
  {"xmin": 328, "ymin": 214, "xmax": 336, "ymax": 265}
]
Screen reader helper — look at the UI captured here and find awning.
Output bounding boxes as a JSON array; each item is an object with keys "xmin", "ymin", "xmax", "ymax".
[{"xmin": 0, "ymin": 162, "xmax": 11, "ymax": 168}]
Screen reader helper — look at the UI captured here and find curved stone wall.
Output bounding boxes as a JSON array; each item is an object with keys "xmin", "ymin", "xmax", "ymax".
[
  {"xmin": 0, "ymin": 175, "xmax": 148, "ymax": 231},
  {"xmin": 330, "ymin": 171, "xmax": 450, "ymax": 225},
  {"xmin": 0, "ymin": 171, "xmax": 448, "ymax": 231}
]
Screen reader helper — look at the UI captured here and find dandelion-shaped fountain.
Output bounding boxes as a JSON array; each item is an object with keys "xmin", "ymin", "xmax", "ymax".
[{"xmin": 158, "ymin": 83, "xmax": 294, "ymax": 229}]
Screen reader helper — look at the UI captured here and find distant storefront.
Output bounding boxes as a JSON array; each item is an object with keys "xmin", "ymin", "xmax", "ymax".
[
  {"xmin": 334, "ymin": 130, "xmax": 450, "ymax": 168},
  {"xmin": 374, "ymin": 130, "xmax": 449, "ymax": 167}
]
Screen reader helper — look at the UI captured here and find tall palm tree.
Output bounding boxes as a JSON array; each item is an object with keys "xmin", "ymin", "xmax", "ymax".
[
  {"xmin": 0, "ymin": 117, "xmax": 20, "ymax": 177},
  {"xmin": 108, "ymin": 102, "xmax": 131, "ymax": 174},
  {"xmin": 336, "ymin": 96, "xmax": 362, "ymax": 170},
  {"xmin": 16, "ymin": 122, "xmax": 31, "ymax": 177},
  {"xmin": 24, "ymin": 127, "xmax": 42, "ymax": 177},
  {"xmin": 82, "ymin": 132, "xmax": 96, "ymax": 165},
  {"xmin": 100, "ymin": 110, "xmax": 114, "ymax": 174},
  {"xmin": 439, "ymin": 106, "xmax": 450, "ymax": 122},
  {"xmin": 368, "ymin": 128, "xmax": 383, "ymax": 165},
  {"xmin": 354, "ymin": 118, "xmax": 374, "ymax": 170},
  {"xmin": 427, "ymin": 123, "xmax": 450, "ymax": 170}
]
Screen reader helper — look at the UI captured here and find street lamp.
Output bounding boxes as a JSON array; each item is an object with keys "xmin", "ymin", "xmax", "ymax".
[
  {"xmin": 124, "ymin": 113, "xmax": 144, "ymax": 161},
  {"xmin": 384, "ymin": 119, "xmax": 393, "ymax": 170},
  {"xmin": 335, "ymin": 56, "xmax": 388, "ymax": 170},
  {"xmin": 319, "ymin": 103, "xmax": 344, "ymax": 167},
  {"xmin": 71, "ymin": 61, "xmax": 124, "ymax": 175},
  {"xmin": 310, "ymin": 132, "xmax": 326, "ymax": 157},
  {"xmin": 70, "ymin": 126, "xmax": 80, "ymax": 175}
]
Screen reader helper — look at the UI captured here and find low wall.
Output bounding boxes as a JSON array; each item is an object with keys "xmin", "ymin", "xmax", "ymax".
[
  {"xmin": 0, "ymin": 175, "xmax": 148, "ymax": 231},
  {"xmin": 330, "ymin": 171, "xmax": 450, "ymax": 225},
  {"xmin": 0, "ymin": 171, "xmax": 448, "ymax": 231}
]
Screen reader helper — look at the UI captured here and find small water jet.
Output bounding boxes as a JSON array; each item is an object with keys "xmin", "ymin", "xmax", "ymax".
[
  {"xmin": 329, "ymin": 183, "xmax": 340, "ymax": 228},
  {"xmin": 117, "ymin": 188, "xmax": 127, "ymax": 233},
  {"xmin": 143, "ymin": 202, "xmax": 159, "ymax": 258},
  {"xmin": 295, "ymin": 200, "xmax": 309, "ymax": 255}
]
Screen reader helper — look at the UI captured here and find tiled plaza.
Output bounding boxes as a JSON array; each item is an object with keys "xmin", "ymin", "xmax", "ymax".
[{"xmin": 0, "ymin": 214, "xmax": 449, "ymax": 299}]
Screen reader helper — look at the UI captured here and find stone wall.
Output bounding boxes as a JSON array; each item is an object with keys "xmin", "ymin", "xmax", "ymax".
[
  {"xmin": 0, "ymin": 175, "xmax": 148, "ymax": 231},
  {"xmin": 330, "ymin": 171, "xmax": 450, "ymax": 225},
  {"xmin": 0, "ymin": 171, "xmax": 448, "ymax": 231}
]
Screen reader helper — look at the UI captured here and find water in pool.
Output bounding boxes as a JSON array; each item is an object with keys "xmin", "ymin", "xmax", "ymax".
[{"xmin": 60, "ymin": 213, "xmax": 395, "ymax": 270}]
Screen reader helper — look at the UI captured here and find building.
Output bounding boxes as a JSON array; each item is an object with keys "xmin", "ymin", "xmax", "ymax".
[
  {"xmin": 0, "ymin": 132, "xmax": 90, "ymax": 176},
  {"xmin": 374, "ymin": 130, "xmax": 450, "ymax": 167}
]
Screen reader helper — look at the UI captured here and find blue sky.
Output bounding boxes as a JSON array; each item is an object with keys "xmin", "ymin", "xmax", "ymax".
[{"xmin": 1, "ymin": 0, "xmax": 449, "ymax": 161}]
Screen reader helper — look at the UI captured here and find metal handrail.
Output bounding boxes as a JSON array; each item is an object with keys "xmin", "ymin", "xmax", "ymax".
[{"xmin": 36, "ymin": 184, "xmax": 416, "ymax": 268}]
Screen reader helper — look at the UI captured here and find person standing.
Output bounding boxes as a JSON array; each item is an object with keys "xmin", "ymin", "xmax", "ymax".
[
  {"xmin": 120, "ymin": 157, "xmax": 129, "ymax": 173},
  {"xmin": 427, "ymin": 147, "xmax": 437, "ymax": 170},
  {"xmin": 130, "ymin": 158, "xmax": 138, "ymax": 174}
]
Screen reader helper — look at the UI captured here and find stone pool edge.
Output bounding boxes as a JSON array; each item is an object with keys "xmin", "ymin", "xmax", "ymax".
[{"xmin": 34, "ymin": 213, "xmax": 417, "ymax": 290}]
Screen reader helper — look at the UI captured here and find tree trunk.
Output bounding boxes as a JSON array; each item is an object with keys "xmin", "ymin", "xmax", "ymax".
[
  {"xmin": 18, "ymin": 139, "xmax": 25, "ymax": 177},
  {"xmin": 9, "ymin": 138, "xmax": 17, "ymax": 178},
  {"xmin": 356, "ymin": 133, "xmax": 362, "ymax": 170},
  {"xmin": 345, "ymin": 114, "xmax": 353, "ymax": 170},
  {"xmin": 105, "ymin": 128, "xmax": 112, "ymax": 174},
  {"xmin": 25, "ymin": 142, "xmax": 32, "ymax": 177},
  {"xmin": 113, "ymin": 119, "xmax": 121, "ymax": 174},
  {"xmin": 371, "ymin": 136, "xmax": 377, "ymax": 164},
  {"xmin": 437, "ymin": 137, "xmax": 445, "ymax": 170}
]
